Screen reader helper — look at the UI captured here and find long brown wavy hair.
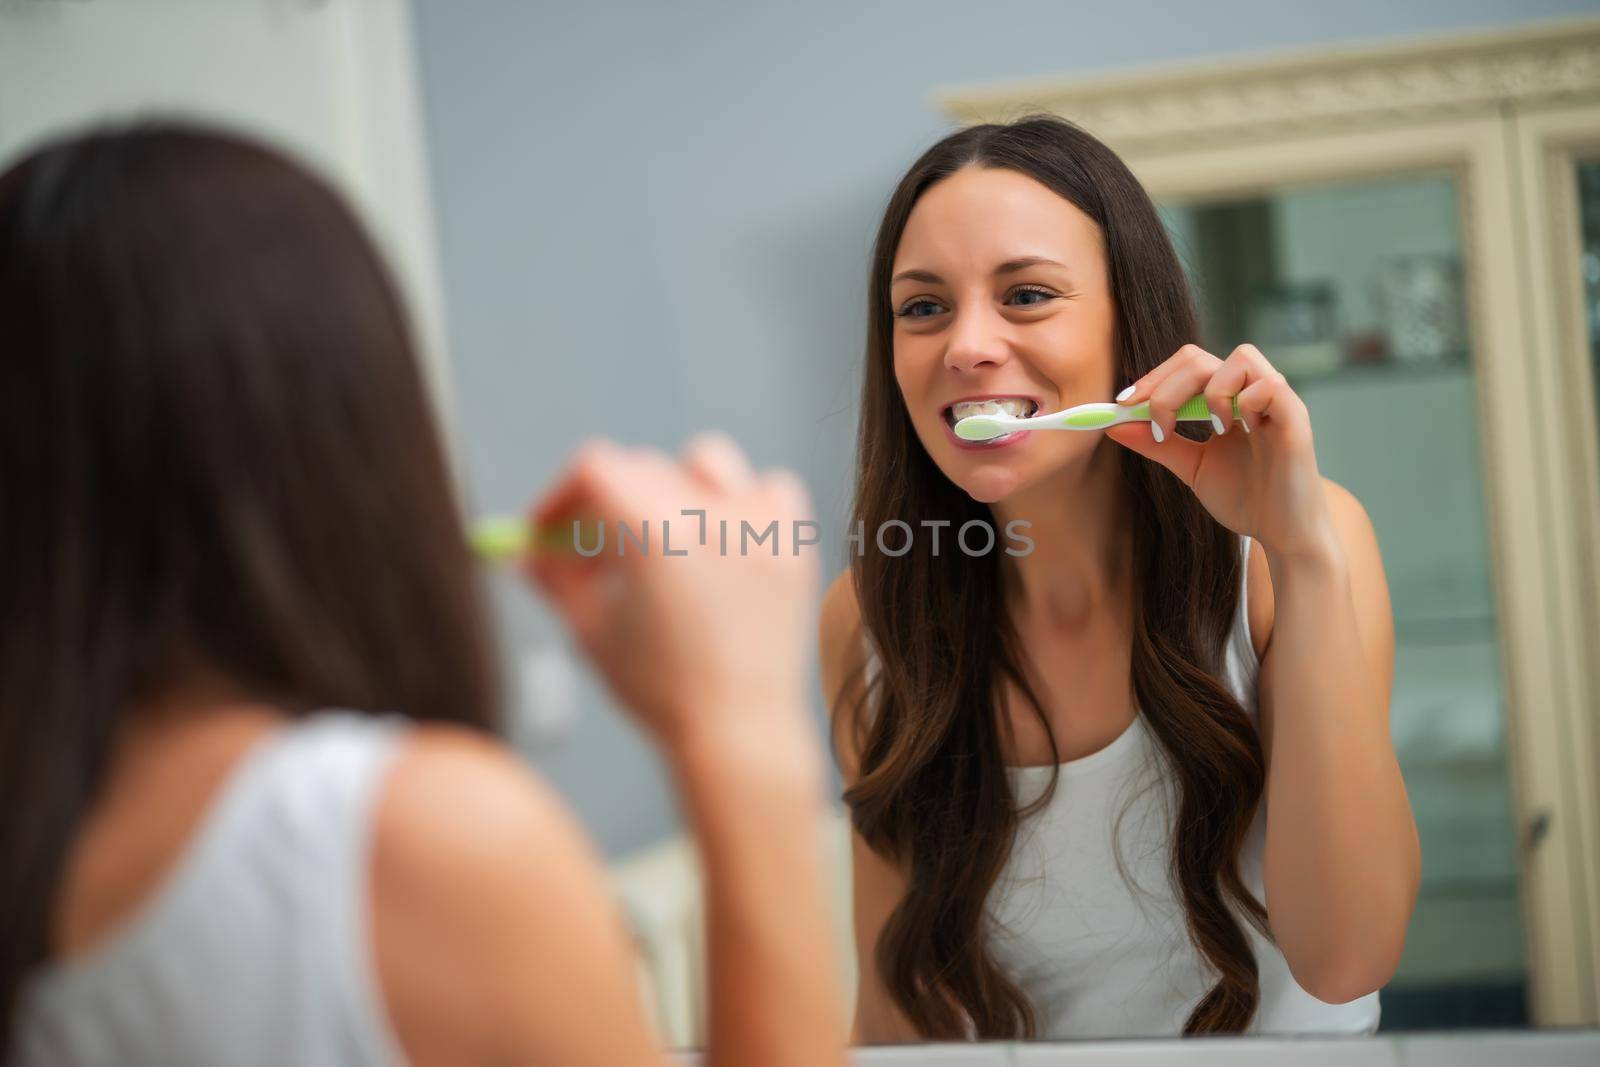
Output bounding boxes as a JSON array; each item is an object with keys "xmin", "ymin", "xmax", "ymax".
[
  {"xmin": 0, "ymin": 124, "xmax": 499, "ymax": 1061},
  {"xmin": 835, "ymin": 116, "xmax": 1268, "ymax": 1039}
]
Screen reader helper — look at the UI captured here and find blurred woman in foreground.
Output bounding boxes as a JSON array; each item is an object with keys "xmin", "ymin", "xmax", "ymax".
[{"xmin": 0, "ymin": 124, "xmax": 842, "ymax": 1067}]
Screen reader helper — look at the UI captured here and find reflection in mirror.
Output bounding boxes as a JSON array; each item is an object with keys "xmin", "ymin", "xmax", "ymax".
[
  {"xmin": 399, "ymin": 8, "xmax": 1600, "ymax": 1055},
  {"xmin": 616, "ymin": 124, "xmax": 1600, "ymax": 1061}
]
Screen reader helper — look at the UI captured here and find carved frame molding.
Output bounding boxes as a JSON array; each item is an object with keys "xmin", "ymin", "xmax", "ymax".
[{"xmin": 936, "ymin": 17, "xmax": 1600, "ymax": 152}]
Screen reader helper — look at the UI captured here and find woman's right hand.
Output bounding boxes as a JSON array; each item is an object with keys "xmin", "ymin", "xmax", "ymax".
[
  {"xmin": 526, "ymin": 435, "xmax": 844, "ymax": 1067},
  {"xmin": 523, "ymin": 434, "xmax": 818, "ymax": 759}
]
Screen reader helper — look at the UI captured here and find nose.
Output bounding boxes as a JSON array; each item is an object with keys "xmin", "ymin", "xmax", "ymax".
[{"xmin": 943, "ymin": 305, "xmax": 1011, "ymax": 375}]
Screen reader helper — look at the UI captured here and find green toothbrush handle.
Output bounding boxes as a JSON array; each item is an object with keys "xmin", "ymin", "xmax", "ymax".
[
  {"xmin": 468, "ymin": 517, "xmax": 579, "ymax": 561},
  {"xmin": 1129, "ymin": 396, "xmax": 1242, "ymax": 422}
]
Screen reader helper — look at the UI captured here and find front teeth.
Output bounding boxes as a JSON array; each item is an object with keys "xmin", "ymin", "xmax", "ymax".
[{"xmin": 949, "ymin": 398, "xmax": 1036, "ymax": 422}]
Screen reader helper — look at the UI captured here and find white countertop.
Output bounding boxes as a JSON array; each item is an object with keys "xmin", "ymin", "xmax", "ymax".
[{"xmin": 670, "ymin": 1030, "xmax": 1600, "ymax": 1065}]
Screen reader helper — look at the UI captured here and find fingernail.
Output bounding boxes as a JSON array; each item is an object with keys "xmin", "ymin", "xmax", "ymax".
[
  {"xmin": 1240, "ymin": 417, "xmax": 1252, "ymax": 434},
  {"xmin": 1151, "ymin": 420, "xmax": 1165, "ymax": 444},
  {"xmin": 1211, "ymin": 413, "xmax": 1226, "ymax": 436},
  {"xmin": 1116, "ymin": 384, "xmax": 1136, "ymax": 403}
]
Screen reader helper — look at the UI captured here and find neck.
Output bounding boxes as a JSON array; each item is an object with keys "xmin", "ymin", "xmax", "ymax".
[
  {"xmin": 122, "ymin": 666, "xmax": 280, "ymax": 753},
  {"xmin": 990, "ymin": 439, "xmax": 1133, "ymax": 629}
]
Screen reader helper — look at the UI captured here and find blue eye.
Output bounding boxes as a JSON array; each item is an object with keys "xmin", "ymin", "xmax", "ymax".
[
  {"xmin": 897, "ymin": 298, "xmax": 946, "ymax": 319},
  {"xmin": 1008, "ymin": 287, "xmax": 1056, "ymax": 307}
]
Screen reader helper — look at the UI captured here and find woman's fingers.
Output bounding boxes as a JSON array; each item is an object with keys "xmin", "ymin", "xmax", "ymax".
[
  {"xmin": 523, "ymin": 441, "xmax": 631, "ymax": 639},
  {"xmin": 1122, "ymin": 342, "xmax": 1296, "ymax": 440},
  {"xmin": 1120, "ymin": 344, "xmax": 1224, "ymax": 443},
  {"xmin": 525, "ymin": 551, "xmax": 609, "ymax": 651},
  {"xmin": 518, "ymin": 430, "xmax": 818, "ymax": 748},
  {"xmin": 529, "ymin": 439, "xmax": 626, "ymax": 531},
  {"xmin": 1106, "ymin": 346, "xmax": 1213, "ymax": 479},
  {"xmin": 1204, "ymin": 344, "xmax": 1280, "ymax": 434},
  {"xmin": 1235, "ymin": 370, "xmax": 1295, "ymax": 436},
  {"xmin": 757, "ymin": 467, "xmax": 815, "ymax": 531},
  {"xmin": 681, "ymin": 431, "xmax": 757, "ymax": 493}
]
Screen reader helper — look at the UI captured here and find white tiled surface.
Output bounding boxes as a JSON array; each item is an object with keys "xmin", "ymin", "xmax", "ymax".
[
  {"xmin": 856, "ymin": 1045, "xmax": 1013, "ymax": 1065},
  {"xmin": 670, "ymin": 1045, "xmax": 1009, "ymax": 1065},
  {"xmin": 671, "ymin": 1031, "xmax": 1600, "ymax": 1065},
  {"xmin": 1394, "ymin": 1031, "xmax": 1600, "ymax": 1067},
  {"xmin": 1010, "ymin": 1038, "xmax": 1399, "ymax": 1067}
]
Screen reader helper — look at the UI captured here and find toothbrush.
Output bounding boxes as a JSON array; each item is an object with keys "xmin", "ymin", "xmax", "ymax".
[
  {"xmin": 474, "ymin": 395, "xmax": 1244, "ymax": 559},
  {"xmin": 954, "ymin": 395, "xmax": 1243, "ymax": 442},
  {"xmin": 468, "ymin": 516, "xmax": 581, "ymax": 561}
]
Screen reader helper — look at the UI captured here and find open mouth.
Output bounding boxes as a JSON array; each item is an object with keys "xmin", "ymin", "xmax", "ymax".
[{"xmin": 941, "ymin": 396, "xmax": 1039, "ymax": 430}]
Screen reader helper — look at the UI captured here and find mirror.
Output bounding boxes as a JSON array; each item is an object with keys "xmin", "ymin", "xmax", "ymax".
[
  {"xmin": 6, "ymin": 1, "xmax": 1598, "ymax": 1059},
  {"xmin": 413, "ymin": 8, "xmax": 1599, "ymax": 1050}
]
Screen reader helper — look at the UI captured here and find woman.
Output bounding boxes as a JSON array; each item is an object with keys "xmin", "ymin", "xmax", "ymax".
[
  {"xmin": 820, "ymin": 116, "xmax": 1419, "ymax": 1042},
  {"xmin": 0, "ymin": 124, "xmax": 843, "ymax": 1066}
]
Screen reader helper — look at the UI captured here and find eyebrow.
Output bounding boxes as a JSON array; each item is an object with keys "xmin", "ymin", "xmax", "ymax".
[
  {"xmin": 890, "ymin": 256, "xmax": 1070, "ymax": 285},
  {"xmin": 996, "ymin": 255, "xmax": 1069, "ymax": 275},
  {"xmin": 890, "ymin": 268, "xmax": 944, "ymax": 285}
]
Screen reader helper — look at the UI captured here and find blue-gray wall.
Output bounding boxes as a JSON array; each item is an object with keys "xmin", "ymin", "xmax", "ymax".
[{"xmin": 410, "ymin": 0, "xmax": 1596, "ymax": 857}]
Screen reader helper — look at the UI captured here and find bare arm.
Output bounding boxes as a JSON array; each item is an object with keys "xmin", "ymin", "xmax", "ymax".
[
  {"xmin": 374, "ymin": 722, "xmax": 844, "ymax": 1067},
  {"xmin": 526, "ymin": 437, "xmax": 846, "ymax": 1066},
  {"xmin": 819, "ymin": 572, "xmax": 922, "ymax": 1045},
  {"xmin": 1109, "ymin": 343, "xmax": 1421, "ymax": 1006},
  {"xmin": 670, "ymin": 717, "xmax": 842, "ymax": 1067},
  {"xmin": 1256, "ymin": 478, "xmax": 1420, "ymax": 1003},
  {"xmin": 371, "ymin": 727, "xmax": 665, "ymax": 1067}
]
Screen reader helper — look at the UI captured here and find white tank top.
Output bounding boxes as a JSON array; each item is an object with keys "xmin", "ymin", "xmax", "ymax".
[
  {"xmin": 12, "ymin": 712, "xmax": 410, "ymax": 1067},
  {"xmin": 866, "ymin": 535, "xmax": 1380, "ymax": 1038}
]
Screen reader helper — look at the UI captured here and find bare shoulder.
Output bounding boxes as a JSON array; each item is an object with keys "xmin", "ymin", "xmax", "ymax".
[
  {"xmin": 370, "ymin": 724, "xmax": 656, "ymax": 1067},
  {"xmin": 818, "ymin": 570, "xmax": 869, "ymax": 781},
  {"xmin": 377, "ymin": 723, "xmax": 560, "ymax": 838},
  {"xmin": 373, "ymin": 726, "xmax": 589, "ymax": 910},
  {"xmin": 1245, "ymin": 477, "xmax": 1389, "ymax": 663}
]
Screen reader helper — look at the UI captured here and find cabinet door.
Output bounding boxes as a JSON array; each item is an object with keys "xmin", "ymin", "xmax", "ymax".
[{"xmin": 1162, "ymin": 172, "xmax": 1525, "ymax": 1030}]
